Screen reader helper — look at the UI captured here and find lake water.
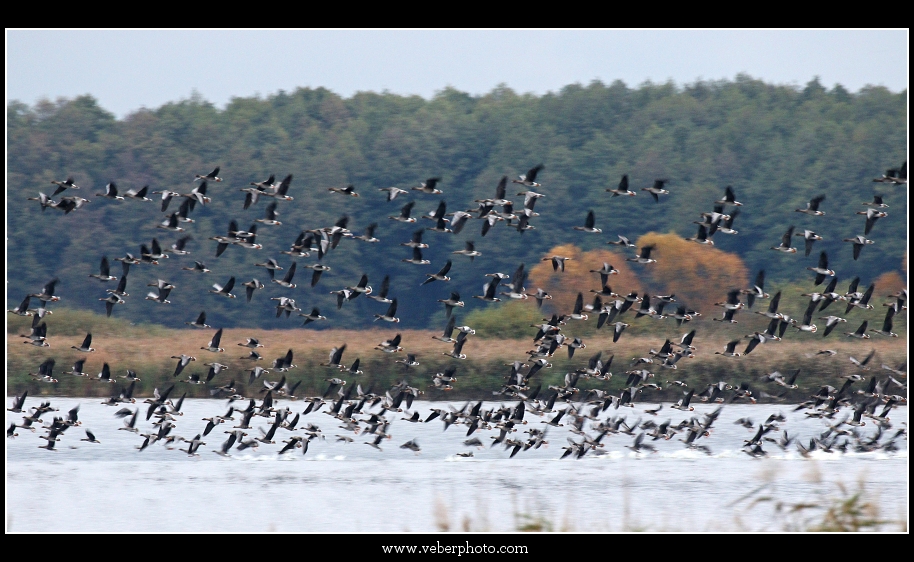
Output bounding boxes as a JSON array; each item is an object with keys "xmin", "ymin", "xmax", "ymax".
[{"xmin": 6, "ymin": 396, "xmax": 907, "ymax": 533}]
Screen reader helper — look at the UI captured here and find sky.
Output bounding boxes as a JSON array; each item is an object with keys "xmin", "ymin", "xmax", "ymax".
[{"xmin": 7, "ymin": 29, "xmax": 909, "ymax": 120}]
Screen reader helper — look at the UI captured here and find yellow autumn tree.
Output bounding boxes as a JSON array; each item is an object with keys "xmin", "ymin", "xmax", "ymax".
[
  {"xmin": 527, "ymin": 243, "xmax": 645, "ymax": 317},
  {"xmin": 634, "ymin": 232, "xmax": 749, "ymax": 314}
]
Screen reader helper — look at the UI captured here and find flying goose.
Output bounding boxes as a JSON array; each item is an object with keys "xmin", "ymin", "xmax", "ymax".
[
  {"xmin": 842, "ymin": 235, "xmax": 874, "ymax": 261},
  {"xmin": 795, "ymin": 194, "xmax": 826, "ymax": 216},
  {"xmin": 715, "ymin": 185, "xmax": 742, "ymax": 206},
  {"xmin": 210, "ymin": 277, "xmax": 237, "ymax": 299},
  {"xmin": 715, "ymin": 340, "xmax": 742, "ymax": 358},
  {"xmin": 71, "ymin": 333, "xmax": 95, "ymax": 353},
  {"xmin": 89, "ymin": 256, "xmax": 117, "ymax": 282},
  {"xmin": 422, "ymin": 260, "xmax": 452, "ymax": 286},
  {"xmin": 641, "ymin": 179, "xmax": 670, "ymax": 202},
  {"xmin": 856, "ymin": 208, "xmax": 888, "ymax": 235},
  {"xmin": 572, "ymin": 210, "xmax": 601, "ymax": 233},
  {"xmin": 299, "ymin": 307, "xmax": 327, "ymax": 327},
  {"xmin": 869, "ymin": 307, "xmax": 898, "ymax": 337},
  {"xmin": 171, "ymin": 355, "xmax": 196, "ymax": 378},
  {"xmin": 266, "ymin": 174, "xmax": 294, "ymax": 201},
  {"xmin": 96, "ymin": 182, "xmax": 125, "ymax": 201},
  {"xmin": 99, "ymin": 293, "xmax": 125, "ymax": 317},
  {"xmin": 627, "ymin": 245, "xmax": 657, "ymax": 264},
  {"xmin": 791, "ymin": 300, "xmax": 818, "ymax": 333},
  {"xmin": 872, "ymin": 161, "xmax": 906, "ymax": 185},
  {"xmin": 686, "ymin": 223, "xmax": 714, "ymax": 245},
  {"xmin": 544, "ymin": 255, "xmax": 571, "ymax": 272},
  {"xmin": 328, "ymin": 184, "xmax": 359, "ymax": 197},
  {"xmin": 201, "ymin": 328, "xmax": 225, "ymax": 353},
  {"xmin": 182, "ymin": 260, "xmax": 211, "ymax": 274},
  {"xmin": 473, "ymin": 278, "xmax": 502, "ymax": 303},
  {"xmin": 374, "ymin": 299, "xmax": 400, "ymax": 323},
  {"xmin": 50, "ymin": 176, "xmax": 81, "ymax": 196},
  {"xmin": 794, "ymin": 229, "xmax": 824, "ymax": 257},
  {"xmin": 145, "ymin": 285, "xmax": 173, "ymax": 305},
  {"xmin": 608, "ymin": 234, "xmax": 636, "ymax": 248},
  {"xmin": 717, "ymin": 208, "xmax": 740, "ymax": 234},
  {"xmin": 195, "ymin": 166, "xmax": 223, "ymax": 182},
  {"xmin": 771, "ymin": 225, "xmax": 798, "ymax": 253},
  {"xmin": 412, "ymin": 177, "xmax": 443, "ymax": 194},
  {"xmin": 606, "ymin": 174, "xmax": 636, "ymax": 196},
  {"xmin": 513, "ymin": 164, "xmax": 544, "ymax": 188},
  {"xmin": 807, "ymin": 251, "xmax": 835, "ymax": 286},
  {"xmin": 820, "ymin": 315, "xmax": 848, "ymax": 337},
  {"xmin": 185, "ymin": 310, "xmax": 212, "ymax": 328},
  {"xmin": 862, "ymin": 193, "xmax": 889, "ymax": 208},
  {"xmin": 437, "ymin": 292, "xmax": 465, "ymax": 319}
]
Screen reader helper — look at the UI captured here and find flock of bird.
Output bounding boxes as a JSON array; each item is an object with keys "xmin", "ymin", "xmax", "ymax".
[{"xmin": 9, "ymin": 159, "xmax": 908, "ymax": 459}]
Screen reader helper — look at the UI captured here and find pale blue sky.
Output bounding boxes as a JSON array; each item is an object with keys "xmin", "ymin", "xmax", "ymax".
[{"xmin": 7, "ymin": 29, "xmax": 909, "ymax": 119}]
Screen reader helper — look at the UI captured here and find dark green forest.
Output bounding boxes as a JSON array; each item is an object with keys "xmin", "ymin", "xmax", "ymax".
[{"xmin": 7, "ymin": 75, "xmax": 908, "ymax": 331}]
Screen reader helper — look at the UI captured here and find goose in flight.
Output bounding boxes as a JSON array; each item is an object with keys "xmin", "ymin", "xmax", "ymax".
[
  {"xmin": 195, "ymin": 167, "xmax": 223, "ymax": 182},
  {"xmin": 96, "ymin": 182, "xmax": 125, "ymax": 201},
  {"xmin": 390, "ymin": 201, "xmax": 418, "ymax": 223},
  {"xmin": 807, "ymin": 251, "xmax": 835, "ymax": 286},
  {"xmin": 50, "ymin": 176, "xmax": 81, "ymax": 196},
  {"xmin": 606, "ymin": 174, "xmax": 636, "ymax": 196},
  {"xmin": 452, "ymin": 240, "xmax": 482, "ymax": 261},
  {"xmin": 842, "ymin": 235, "xmax": 874, "ymax": 261},
  {"xmin": 641, "ymin": 179, "xmax": 670, "ymax": 202},
  {"xmin": 422, "ymin": 260, "xmax": 452, "ymax": 286},
  {"xmin": 872, "ymin": 161, "xmax": 906, "ymax": 185},
  {"xmin": 820, "ymin": 315, "xmax": 847, "ymax": 337},
  {"xmin": 608, "ymin": 234, "xmax": 636, "ymax": 248},
  {"xmin": 299, "ymin": 307, "xmax": 328, "ymax": 327},
  {"xmin": 379, "ymin": 186, "xmax": 408, "ymax": 201},
  {"xmin": 413, "ymin": 177, "xmax": 443, "ymax": 194},
  {"xmin": 328, "ymin": 184, "xmax": 359, "ymax": 197},
  {"xmin": 543, "ymin": 256, "xmax": 571, "ymax": 272},
  {"xmin": 321, "ymin": 344, "xmax": 348, "ymax": 370},
  {"xmin": 715, "ymin": 185, "xmax": 742, "ymax": 206},
  {"xmin": 686, "ymin": 224, "xmax": 714, "ymax": 246},
  {"xmin": 791, "ymin": 300, "xmax": 818, "ymax": 333},
  {"xmin": 210, "ymin": 277, "xmax": 237, "ymax": 299},
  {"xmin": 99, "ymin": 293, "xmax": 125, "ymax": 317},
  {"xmin": 771, "ymin": 225, "xmax": 798, "ymax": 253},
  {"xmin": 185, "ymin": 310, "xmax": 212, "ymax": 328},
  {"xmin": 437, "ymin": 292, "xmax": 464, "ymax": 319},
  {"xmin": 271, "ymin": 262, "xmax": 297, "ymax": 289},
  {"xmin": 171, "ymin": 355, "xmax": 196, "ymax": 378},
  {"xmin": 795, "ymin": 194, "xmax": 826, "ymax": 216},
  {"xmin": 714, "ymin": 340, "xmax": 742, "ymax": 358},
  {"xmin": 402, "ymin": 246, "xmax": 430, "ymax": 265},
  {"xmin": 374, "ymin": 299, "xmax": 400, "ymax": 323},
  {"xmin": 869, "ymin": 307, "xmax": 897, "ymax": 337},
  {"xmin": 795, "ymin": 229, "xmax": 823, "ymax": 257},
  {"xmin": 572, "ymin": 210, "xmax": 601, "ymax": 233},
  {"xmin": 627, "ymin": 245, "xmax": 657, "ymax": 264},
  {"xmin": 201, "ymin": 328, "xmax": 225, "ymax": 353},
  {"xmin": 366, "ymin": 275, "xmax": 393, "ymax": 305},
  {"xmin": 89, "ymin": 256, "xmax": 117, "ymax": 282},
  {"xmin": 513, "ymin": 164, "xmax": 544, "ymax": 188},
  {"xmin": 856, "ymin": 208, "xmax": 887, "ymax": 235},
  {"xmin": 473, "ymin": 278, "xmax": 502, "ymax": 303},
  {"xmin": 71, "ymin": 333, "xmax": 95, "ymax": 353}
]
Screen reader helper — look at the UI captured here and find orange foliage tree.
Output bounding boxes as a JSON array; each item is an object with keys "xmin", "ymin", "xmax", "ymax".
[
  {"xmin": 633, "ymin": 232, "xmax": 749, "ymax": 314},
  {"xmin": 527, "ymin": 243, "xmax": 645, "ymax": 317},
  {"xmin": 873, "ymin": 252, "xmax": 907, "ymax": 297}
]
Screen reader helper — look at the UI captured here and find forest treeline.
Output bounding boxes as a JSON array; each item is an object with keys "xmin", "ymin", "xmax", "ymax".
[{"xmin": 7, "ymin": 75, "xmax": 907, "ymax": 331}]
